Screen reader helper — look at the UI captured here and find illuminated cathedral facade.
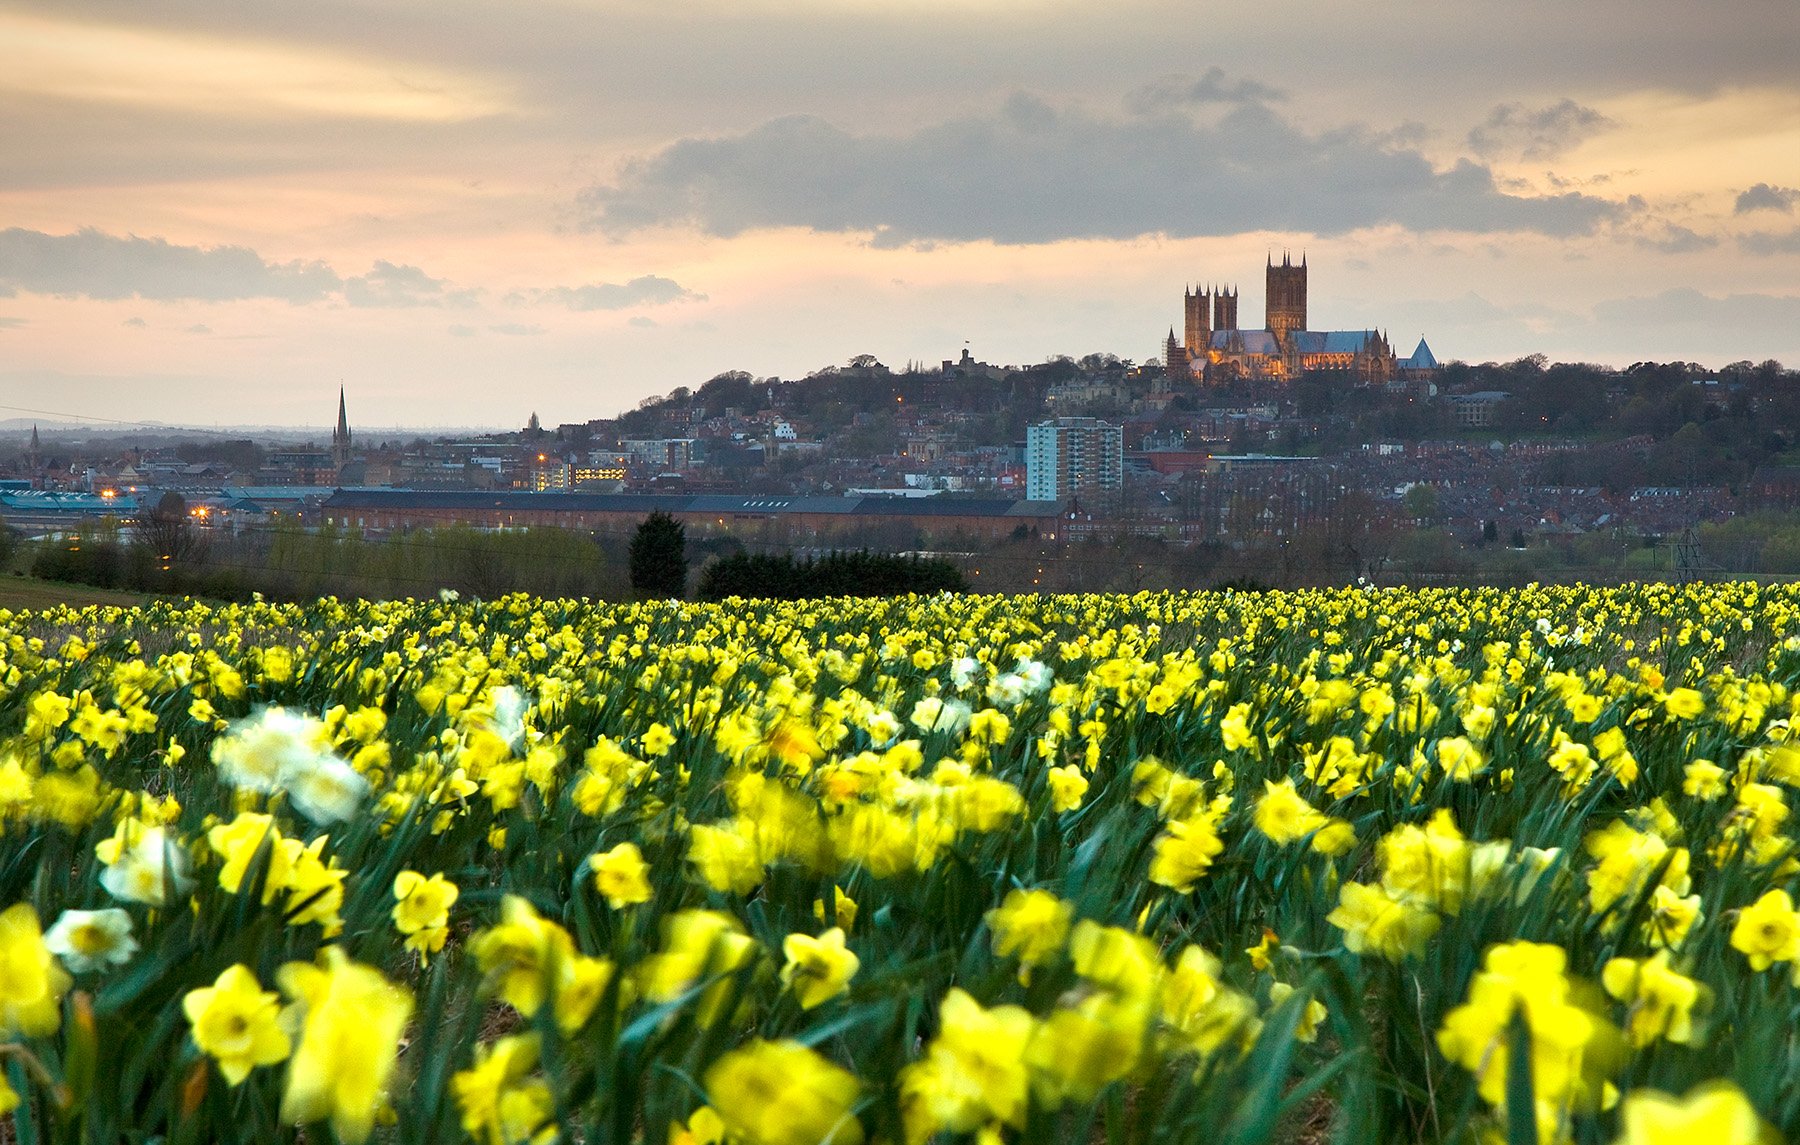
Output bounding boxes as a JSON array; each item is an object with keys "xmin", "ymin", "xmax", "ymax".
[{"xmin": 1164, "ymin": 254, "xmax": 1437, "ymax": 385}]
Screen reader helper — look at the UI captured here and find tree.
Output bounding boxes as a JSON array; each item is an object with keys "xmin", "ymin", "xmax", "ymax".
[
  {"xmin": 1402, "ymin": 483, "xmax": 1440, "ymax": 523},
  {"xmin": 135, "ymin": 491, "xmax": 201, "ymax": 570},
  {"xmin": 629, "ymin": 512, "xmax": 688, "ymax": 599}
]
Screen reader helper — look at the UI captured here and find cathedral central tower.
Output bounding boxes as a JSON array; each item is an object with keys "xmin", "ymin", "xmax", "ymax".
[{"xmin": 1265, "ymin": 253, "xmax": 1307, "ymax": 340}]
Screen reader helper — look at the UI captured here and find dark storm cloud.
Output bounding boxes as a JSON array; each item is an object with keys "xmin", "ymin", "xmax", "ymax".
[
  {"xmin": 342, "ymin": 260, "xmax": 478, "ymax": 308},
  {"xmin": 39, "ymin": 1, "xmax": 1799, "ymax": 136},
  {"xmin": 511, "ymin": 276, "xmax": 703, "ymax": 311},
  {"xmin": 0, "ymin": 226, "xmax": 340, "ymax": 301},
  {"xmin": 1467, "ymin": 99, "xmax": 1616, "ymax": 160},
  {"xmin": 1739, "ymin": 228, "xmax": 1800, "ymax": 255},
  {"xmin": 577, "ymin": 95, "xmax": 1626, "ymax": 246},
  {"xmin": 1735, "ymin": 184, "xmax": 1800, "ymax": 214}
]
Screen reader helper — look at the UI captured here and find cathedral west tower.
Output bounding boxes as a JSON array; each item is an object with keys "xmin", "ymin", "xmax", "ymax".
[{"xmin": 1183, "ymin": 286, "xmax": 1212, "ymax": 357}]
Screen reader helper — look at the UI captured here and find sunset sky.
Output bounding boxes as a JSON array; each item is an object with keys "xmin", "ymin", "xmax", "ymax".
[{"xmin": 2, "ymin": 0, "xmax": 1798, "ymax": 430}]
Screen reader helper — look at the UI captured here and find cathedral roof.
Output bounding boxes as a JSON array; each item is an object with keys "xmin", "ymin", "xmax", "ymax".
[
  {"xmin": 1209, "ymin": 330, "xmax": 1279, "ymax": 354},
  {"xmin": 1291, "ymin": 330, "xmax": 1381, "ymax": 354},
  {"xmin": 1402, "ymin": 338, "xmax": 1439, "ymax": 369}
]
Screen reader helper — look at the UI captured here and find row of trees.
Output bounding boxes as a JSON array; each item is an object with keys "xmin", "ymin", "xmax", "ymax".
[
  {"xmin": 629, "ymin": 511, "xmax": 966, "ymax": 601},
  {"xmin": 694, "ymin": 549, "xmax": 965, "ymax": 601},
  {"xmin": 31, "ymin": 519, "xmax": 629, "ymax": 603}
]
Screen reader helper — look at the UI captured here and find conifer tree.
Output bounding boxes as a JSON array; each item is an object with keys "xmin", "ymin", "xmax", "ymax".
[{"xmin": 629, "ymin": 511, "xmax": 688, "ymax": 599}]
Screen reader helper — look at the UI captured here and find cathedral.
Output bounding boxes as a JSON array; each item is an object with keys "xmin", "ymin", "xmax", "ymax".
[{"xmin": 1164, "ymin": 254, "xmax": 1438, "ymax": 385}]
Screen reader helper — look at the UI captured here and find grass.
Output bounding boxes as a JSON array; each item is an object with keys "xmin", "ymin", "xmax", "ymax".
[{"xmin": 0, "ymin": 573, "xmax": 166, "ymax": 611}]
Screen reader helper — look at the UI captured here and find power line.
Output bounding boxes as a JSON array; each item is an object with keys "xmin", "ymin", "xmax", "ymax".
[{"xmin": 0, "ymin": 402, "xmax": 166, "ymax": 428}]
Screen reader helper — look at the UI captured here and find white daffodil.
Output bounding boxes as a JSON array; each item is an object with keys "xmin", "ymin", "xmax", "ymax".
[
  {"xmin": 97, "ymin": 822, "xmax": 194, "ymax": 906},
  {"xmin": 950, "ymin": 657, "xmax": 982, "ymax": 691},
  {"xmin": 485, "ymin": 685, "xmax": 530, "ymax": 752},
  {"xmin": 211, "ymin": 707, "xmax": 333, "ymax": 793},
  {"xmin": 986, "ymin": 673, "xmax": 1028, "ymax": 708},
  {"xmin": 44, "ymin": 908, "xmax": 138, "ymax": 973},
  {"xmin": 1013, "ymin": 657, "xmax": 1054, "ymax": 695},
  {"xmin": 285, "ymin": 754, "xmax": 371, "ymax": 826},
  {"xmin": 210, "ymin": 707, "xmax": 370, "ymax": 825}
]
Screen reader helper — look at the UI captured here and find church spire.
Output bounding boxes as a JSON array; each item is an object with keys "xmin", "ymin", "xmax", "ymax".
[{"xmin": 332, "ymin": 386, "xmax": 351, "ymax": 466}]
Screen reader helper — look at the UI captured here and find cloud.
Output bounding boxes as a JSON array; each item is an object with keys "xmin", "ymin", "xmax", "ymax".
[
  {"xmin": 1735, "ymin": 183, "xmax": 1800, "ymax": 214},
  {"xmin": 577, "ymin": 95, "xmax": 1625, "ymax": 246},
  {"xmin": 1125, "ymin": 68, "xmax": 1284, "ymax": 114},
  {"xmin": 448, "ymin": 323, "xmax": 477, "ymax": 337},
  {"xmin": 489, "ymin": 322, "xmax": 543, "ymax": 336},
  {"xmin": 0, "ymin": 316, "xmax": 24, "ymax": 330},
  {"xmin": 0, "ymin": 228, "xmax": 500, "ymax": 309},
  {"xmin": 0, "ymin": 226, "xmax": 340, "ymax": 301},
  {"xmin": 184, "ymin": 323, "xmax": 213, "ymax": 335},
  {"xmin": 513, "ymin": 274, "xmax": 702, "ymax": 311},
  {"xmin": 122, "ymin": 316, "xmax": 146, "ymax": 327},
  {"xmin": 1591, "ymin": 287, "xmax": 1800, "ymax": 328},
  {"xmin": 343, "ymin": 260, "xmax": 477, "ymax": 308},
  {"xmin": 628, "ymin": 315, "xmax": 658, "ymax": 328},
  {"xmin": 1467, "ymin": 99, "xmax": 1617, "ymax": 160},
  {"xmin": 1635, "ymin": 223, "xmax": 1718, "ymax": 254},
  {"xmin": 1740, "ymin": 228, "xmax": 1800, "ymax": 255}
]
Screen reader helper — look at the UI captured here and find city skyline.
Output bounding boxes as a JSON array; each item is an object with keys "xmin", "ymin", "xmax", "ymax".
[{"xmin": 1, "ymin": 0, "xmax": 1797, "ymax": 428}]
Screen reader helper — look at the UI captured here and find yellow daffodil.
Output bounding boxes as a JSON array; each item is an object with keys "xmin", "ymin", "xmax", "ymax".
[
  {"xmin": 182, "ymin": 964, "xmax": 291, "ymax": 1085},
  {"xmin": 1730, "ymin": 888, "xmax": 1800, "ymax": 971},
  {"xmin": 590, "ymin": 841, "xmax": 653, "ymax": 909},
  {"xmin": 780, "ymin": 927, "xmax": 859, "ymax": 1008},
  {"xmin": 278, "ymin": 947, "xmax": 414, "ymax": 1145},
  {"xmin": 985, "ymin": 889, "xmax": 1073, "ymax": 975},
  {"xmin": 391, "ymin": 870, "xmax": 459, "ymax": 962},
  {"xmin": 1615, "ymin": 1082, "xmax": 1774, "ymax": 1145},
  {"xmin": 0, "ymin": 903, "xmax": 71, "ymax": 1037}
]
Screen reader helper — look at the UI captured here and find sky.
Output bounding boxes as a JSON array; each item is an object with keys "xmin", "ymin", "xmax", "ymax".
[{"xmin": 1, "ymin": 0, "xmax": 1798, "ymax": 430}]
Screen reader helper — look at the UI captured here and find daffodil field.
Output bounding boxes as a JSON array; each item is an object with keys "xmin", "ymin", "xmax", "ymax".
[{"xmin": 3, "ymin": 584, "xmax": 1800, "ymax": 1145}]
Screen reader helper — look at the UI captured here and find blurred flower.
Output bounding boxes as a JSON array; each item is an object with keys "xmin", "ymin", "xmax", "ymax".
[
  {"xmin": 452, "ymin": 1033, "xmax": 554, "ymax": 1145},
  {"xmin": 781, "ymin": 927, "xmax": 859, "ymax": 1009},
  {"xmin": 1327, "ymin": 881, "xmax": 1439, "ymax": 962},
  {"xmin": 278, "ymin": 947, "xmax": 414, "ymax": 1145},
  {"xmin": 1601, "ymin": 951, "xmax": 1704, "ymax": 1048},
  {"xmin": 1615, "ymin": 1081, "xmax": 1773, "ymax": 1144},
  {"xmin": 1268, "ymin": 982, "xmax": 1327, "ymax": 1043},
  {"xmin": 43, "ymin": 907, "xmax": 137, "ymax": 973},
  {"xmin": 182, "ymin": 964, "xmax": 290, "ymax": 1085},
  {"xmin": 986, "ymin": 889, "xmax": 1073, "ymax": 976},
  {"xmin": 591, "ymin": 842, "xmax": 653, "ymax": 909},
  {"xmin": 95, "ymin": 820, "xmax": 193, "ymax": 906},
  {"xmin": 0, "ymin": 902, "xmax": 71, "ymax": 1036},
  {"xmin": 1730, "ymin": 888, "xmax": 1800, "ymax": 971},
  {"xmin": 705, "ymin": 1039, "xmax": 864, "ymax": 1145},
  {"xmin": 899, "ymin": 989, "xmax": 1032, "ymax": 1138}
]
